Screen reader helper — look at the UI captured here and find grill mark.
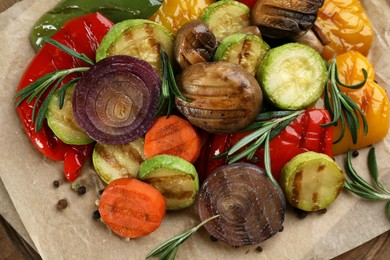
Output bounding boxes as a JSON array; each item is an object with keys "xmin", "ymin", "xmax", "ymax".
[{"xmin": 291, "ymin": 170, "xmax": 304, "ymax": 207}]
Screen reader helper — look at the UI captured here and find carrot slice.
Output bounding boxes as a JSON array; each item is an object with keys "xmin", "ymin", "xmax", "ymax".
[
  {"xmin": 144, "ymin": 115, "xmax": 201, "ymax": 163},
  {"xmin": 98, "ymin": 178, "xmax": 166, "ymax": 238}
]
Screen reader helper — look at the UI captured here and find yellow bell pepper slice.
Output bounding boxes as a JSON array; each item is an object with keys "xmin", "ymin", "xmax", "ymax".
[
  {"xmin": 332, "ymin": 51, "xmax": 389, "ymax": 155},
  {"xmin": 150, "ymin": 0, "xmax": 215, "ymax": 35},
  {"xmin": 315, "ymin": 0, "xmax": 374, "ymax": 60}
]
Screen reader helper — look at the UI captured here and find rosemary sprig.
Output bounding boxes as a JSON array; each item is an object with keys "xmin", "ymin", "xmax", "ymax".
[
  {"xmin": 321, "ymin": 60, "xmax": 368, "ymax": 144},
  {"xmin": 155, "ymin": 49, "xmax": 191, "ymax": 118},
  {"xmin": 14, "ymin": 38, "xmax": 94, "ymax": 132},
  {"xmin": 344, "ymin": 147, "xmax": 390, "ymax": 217},
  {"xmin": 147, "ymin": 215, "xmax": 219, "ymax": 260},
  {"xmin": 43, "ymin": 37, "xmax": 94, "ymax": 66},
  {"xmin": 216, "ymin": 110, "xmax": 303, "ymax": 188}
]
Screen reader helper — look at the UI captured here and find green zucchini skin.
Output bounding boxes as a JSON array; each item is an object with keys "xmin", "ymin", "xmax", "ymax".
[
  {"xmin": 30, "ymin": 0, "xmax": 162, "ymax": 51},
  {"xmin": 257, "ymin": 43, "xmax": 328, "ymax": 110},
  {"xmin": 279, "ymin": 152, "xmax": 345, "ymax": 211},
  {"xmin": 95, "ymin": 19, "xmax": 173, "ymax": 77},
  {"xmin": 46, "ymin": 84, "xmax": 94, "ymax": 145},
  {"xmin": 213, "ymin": 33, "xmax": 270, "ymax": 75},
  {"xmin": 200, "ymin": 0, "xmax": 251, "ymax": 40},
  {"xmin": 138, "ymin": 154, "xmax": 199, "ymax": 210}
]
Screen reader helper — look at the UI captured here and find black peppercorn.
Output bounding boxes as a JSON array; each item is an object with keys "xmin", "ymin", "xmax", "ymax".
[
  {"xmin": 210, "ymin": 235, "xmax": 218, "ymax": 242},
  {"xmin": 53, "ymin": 180, "xmax": 60, "ymax": 188},
  {"xmin": 92, "ymin": 210, "xmax": 101, "ymax": 220},
  {"xmin": 77, "ymin": 185, "xmax": 87, "ymax": 195},
  {"xmin": 352, "ymin": 150, "xmax": 359, "ymax": 157},
  {"xmin": 56, "ymin": 199, "xmax": 68, "ymax": 210}
]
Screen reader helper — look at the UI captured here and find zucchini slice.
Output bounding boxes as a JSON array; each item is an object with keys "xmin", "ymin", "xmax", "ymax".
[
  {"xmin": 279, "ymin": 152, "xmax": 345, "ymax": 211},
  {"xmin": 257, "ymin": 43, "xmax": 328, "ymax": 110},
  {"xmin": 138, "ymin": 154, "xmax": 199, "ymax": 210},
  {"xmin": 96, "ymin": 19, "xmax": 174, "ymax": 76},
  {"xmin": 46, "ymin": 84, "xmax": 93, "ymax": 145},
  {"xmin": 213, "ymin": 33, "xmax": 270, "ymax": 75},
  {"xmin": 92, "ymin": 139, "xmax": 146, "ymax": 184},
  {"xmin": 200, "ymin": 0, "xmax": 251, "ymax": 40}
]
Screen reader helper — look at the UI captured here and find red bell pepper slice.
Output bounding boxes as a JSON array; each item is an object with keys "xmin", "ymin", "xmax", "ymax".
[
  {"xmin": 16, "ymin": 13, "xmax": 113, "ymax": 181},
  {"xmin": 235, "ymin": 0, "xmax": 258, "ymax": 9},
  {"xmin": 196, "ymin": 109, "xmax": 334, "ymax": 182}
]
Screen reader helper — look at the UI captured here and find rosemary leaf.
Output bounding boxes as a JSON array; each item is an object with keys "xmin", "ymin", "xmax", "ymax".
[
  {"xmin": 155, "ymin": 49, "xmax": 191, "ymax": 118},
  {"xmin": 58, "ymin": 78, "xmax": 79, "ymax": 109},
  {"xmin": 321, "ymin": 59, "xmax": 368, "ymax": 145},
  {"xmin": 343, "ymin": 94, "xmax": 369, "ymax": 136},
  {"xmin": 269, "ymin": 114, "xmax": 297, "ymax": 140},
  {"xmin": 147, "ymin": 215, "xmax": 219, "ymax": 259},
  {"xmin": 335, "ymin": 67, "xmax": 368, "ymax": 89},
  {"xmin": 344, "ymin": 182, "xmax": 388, "ymax": 200},
  {"xmin": 43, "ymin": 37, "xmax": 94, "ymax": 66},
  {"xmin": 368, "ymin": 147, "xmax": 390, "ymax": 194},
  {"xmin": 228, "ymin": 125, "xmax": 272, "ymax": 155},
  {"xmin": 345, "ymin": 150, "xmax": 379, "ymax": 193},
  {"xmin": 343, "ymin": 108, "xmax": 359, "ymax": 144},
  {"xmin": 264, "ymin": 133, "xmax": 280, "ymax": 188},
  {"xmin": 386, "ymin": 202, "xmax": 390, "ymax": 218},
  {"xmin": 227, "ymin": 135, "xmax": 267, "ymax": 164},
  {"xmin": 344, "ymin": 146, "xmax": 390, "ymax": 211},
  {"xmin": 255, "ymin": 110, "xmax": 296, "ymax": 121},
  {"xmin": 220, "ymin": 110, "xmax": 302, "ymax": 188}
]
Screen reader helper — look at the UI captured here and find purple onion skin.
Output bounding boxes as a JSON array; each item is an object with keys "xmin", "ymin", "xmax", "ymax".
[
  {"xmin": 198, "ymin": 162, "xmax": 286, "ymax": 247},
  {"xmin": 73, "ymin": 55, "xmax": 161, "ymax": 144}
]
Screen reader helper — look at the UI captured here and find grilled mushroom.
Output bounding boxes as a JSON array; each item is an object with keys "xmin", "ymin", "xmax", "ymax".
[
  {"xmin": 251, "ymin": 0, "xmax": 324, "ymax": 40},
  {"xmin": 174, "ymin": 20, "xmax": 218, "ymax": 70}
]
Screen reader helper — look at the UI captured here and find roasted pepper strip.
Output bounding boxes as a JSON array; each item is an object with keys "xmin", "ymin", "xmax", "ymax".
[
  {"xmin": 30, "ymin": 0, "xmax": 161, "ymax": 51},
  {"xmin": 196, "ymin": 109, "xmax": 333, "ymax": 182},
  {"xmin": 331, "ymin": 51, "xmax": 389, "ymax": 155},
  {"xmin": 315, "ymin": 0, "xmax": 374, "ymax": 60},
  {"xmin": 16, "ymin": 13, "xmax": 113, "ymax": 181},
  {"xmin": 149, "ymin": 0, "xmax": 214, "ymax": 34}
]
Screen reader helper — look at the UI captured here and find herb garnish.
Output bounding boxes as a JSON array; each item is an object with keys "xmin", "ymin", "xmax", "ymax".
[
  {"xmin": 321, "ymin": 60, "xmax": 368, "ymax": 144},
  {"xmin": 344, "ymin": 147, "xmax": 390, "ymax": 217},
  {"xmin": 147, "ymin": 215, "xmax": 219, "ymax": 260},
  {"xmin": 215, "ymin": 110, "xmax": 302, "ymax": 188},
  {"xmin": 14, "ymin": 37, "xmax": 94, "ymax": 132},
  {"xmin": 155, "ymin": 49, "xmax": 191, "ymax": 118}
]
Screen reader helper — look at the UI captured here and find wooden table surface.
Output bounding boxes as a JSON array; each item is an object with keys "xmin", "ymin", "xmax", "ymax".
[{"xmin": 0, "ymin": 0, "xmax": 389, "ymax": 259}]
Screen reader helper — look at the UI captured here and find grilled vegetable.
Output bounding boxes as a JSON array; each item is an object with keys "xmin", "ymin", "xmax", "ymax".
[
  {"xmin": 251, "ymin": 0, "xmax": 324, "ymax": 40},
  {"xmin": 15, "ymin": 13, "xmax": 112, "ymax": 182},
  {"xmin": 174, "ymin": 20, "xmax": 218, "ymax": 70},
  {"xmin": 257, "ymin": 43, "xmax": 327, "ymax": 110},
  {"xmin": 144, "ymin": 115, "xmax": 201, "ymax": 163},
  {"xmin": 30, "ymin": 0, "xmax": 162, "ymax": 51},
  {"xmin": 138, "ymin": 154, "xmax": 199, "ymax": 210},
  {"xmin": 200, "ymin": 0, "xmax": 251, "ymax": 40},
  {"xmin": 150, "ymin": 0, "xmax": 214, "ymax": 34},
  {"xmin": 320, "ymin": 51, "xmax": 389, "ymax": 155},
  {"xmin": 72, "ymin": 55, "xmax": 161, "ymax": 144},
  {"xmin": 175, "ymin": 61, "xmax": 263, "ymax": 133},
  {"xmin": 315, "ymin": 0, "xmax": 374, "ymax": 60},
  {"xmin": 46, "ymin": 84, "xmax": 93, "ymax": 145},
  {"xmin": 95, "ymin": 19, "xmax": 174, "ymax": 76},
  {"xmin": 98, "ymin": 178, "xmax": 166, "ymax": 238},
  {"xmin": 196, "ymin": 109, "xmax": 333, "ymax": 182},
  {"xmin": 198, "ymin": 163, "xmax": 285, "ymax": 247},
  {"xmin": 92, "ymin": 139, "xmax": 146, "ymax": 184},
  {"xmin": 279, "ymin": 151, "xmax": 345, "ymax": 211},
  {"xmin": 213, "ymin": 33, "xmax": 270, "ymax": 75}
]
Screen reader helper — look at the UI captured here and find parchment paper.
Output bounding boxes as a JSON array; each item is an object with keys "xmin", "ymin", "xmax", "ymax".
[{"xmin": 0, "ymin": 0, "xmax": 389, "ymax": 259}]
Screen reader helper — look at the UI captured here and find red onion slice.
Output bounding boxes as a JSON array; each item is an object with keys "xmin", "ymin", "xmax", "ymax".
[
  {"xmin": 73, "ymin": 55, "xmax": 161, "ymax": 144},
  {"xmin": 198, "ymin": 162, "xmax": 285, "ymax": 247}
]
